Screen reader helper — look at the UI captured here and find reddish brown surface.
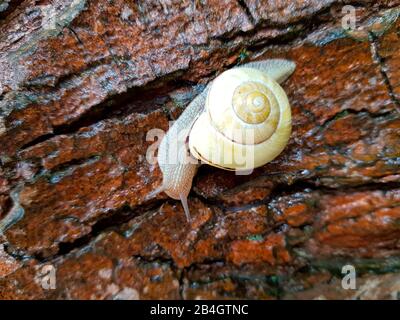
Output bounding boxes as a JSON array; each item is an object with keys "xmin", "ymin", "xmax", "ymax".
[{"xmin": 0, "ymin": 0, "xmax": 400, "ymax": 299}]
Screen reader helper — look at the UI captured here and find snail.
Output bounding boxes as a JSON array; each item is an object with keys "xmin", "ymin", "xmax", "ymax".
[{"xmin": 157, "ymin": 59, "xmax": 296, "ymax": 221}]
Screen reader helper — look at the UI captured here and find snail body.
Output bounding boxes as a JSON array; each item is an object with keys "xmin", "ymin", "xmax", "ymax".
[{"xmin": 157, "ymin": 59, "xmax": 296, "ymax": 221}]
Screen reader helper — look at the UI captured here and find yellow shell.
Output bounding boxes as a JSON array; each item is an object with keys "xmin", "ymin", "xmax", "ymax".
[
  {"xmin": 188, "ymin": 67, "xmax": 291, "ymax": 171},
  {"xmin": 232, "ymin": 82, "xmax": 272, "ymax": 124}
]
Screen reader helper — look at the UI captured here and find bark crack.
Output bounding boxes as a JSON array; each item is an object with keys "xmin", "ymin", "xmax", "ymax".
[
  {"xmin": 237, "ymin": 0, "xmax": 256, "ymax": 26},
  {"xmin": 369, "ymin": 32, "xmax": 400, "ymax": 114}
]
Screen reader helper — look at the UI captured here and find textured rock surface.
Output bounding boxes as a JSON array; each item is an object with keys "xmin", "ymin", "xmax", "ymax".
[{"xmin": 0, "ymin": 0, "xmax": 400, "ymax": 299}]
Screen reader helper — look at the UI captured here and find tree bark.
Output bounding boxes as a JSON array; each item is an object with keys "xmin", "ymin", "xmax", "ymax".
[{"xmin": 0, "ymin": 0, "xmax": 400, "ymax": 299}]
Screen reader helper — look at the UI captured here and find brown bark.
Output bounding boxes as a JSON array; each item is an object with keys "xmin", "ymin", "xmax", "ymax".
[{"xmin": 0, "ymin": 0, "xmax": 399, "ymax": 299}]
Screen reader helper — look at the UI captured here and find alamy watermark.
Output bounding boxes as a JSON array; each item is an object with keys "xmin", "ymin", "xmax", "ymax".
[
  {"xmin": 35, "ymin": 264, "xmax": 56, "ymax": 290},
  {"xmin": 341, "ymin": 264, "xmax": 357, "ymax": 290},
  {"xmin": 341, "ymin": 5, "xmax": 357, "ymax": 31}
]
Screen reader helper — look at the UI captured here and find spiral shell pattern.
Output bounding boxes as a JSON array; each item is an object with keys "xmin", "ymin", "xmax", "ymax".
[
  {"xmin": 232, "ymin": 82, "xmax": 271, "ymax": 124},
  {"xmin": 189, "ymin": 67, "xmax": 291, "ymax": 170}
]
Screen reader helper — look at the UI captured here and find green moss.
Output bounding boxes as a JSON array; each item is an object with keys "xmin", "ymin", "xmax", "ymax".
[
  {"xmin": 246, "ymin": 234, "xmax": 264, "ymax": 242},
  {"xmin": 333, "ymin": 110, "xmax": 350, "ymax": 120},
  {"xmin": 310, "ymin": 256, "xmax": 400, "ymax": 276},
  {"xmin": 238, "ymin": 48, "xmax": 250, "ymax": 63}
]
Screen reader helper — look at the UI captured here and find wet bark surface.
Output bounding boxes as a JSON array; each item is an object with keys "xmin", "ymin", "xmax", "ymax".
[{"xmin": 0, "ymin": 0, "xmax": 399, "ymax": 299}]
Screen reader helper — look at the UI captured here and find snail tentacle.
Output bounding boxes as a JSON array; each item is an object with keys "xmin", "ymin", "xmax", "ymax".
[
  {"xmin": 179, "ymin": 193, "xmax": 191, "ymax": 222},
  {"xmin": 240, "ymin": 59, "xmax": 296, "ymax": 84}
]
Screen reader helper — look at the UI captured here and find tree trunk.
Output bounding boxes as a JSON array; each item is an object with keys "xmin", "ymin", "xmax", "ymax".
[{"xmin": 0, "ymin": 0, "xmax": 399, "ymax": 299}]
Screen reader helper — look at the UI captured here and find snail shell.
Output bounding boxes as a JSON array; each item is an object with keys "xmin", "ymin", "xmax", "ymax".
[
  {"xmin": 157, "ymin": 59, "xmax": 295, "ymax": 221},
  {"xmin": 189, "ymin": 67, "xmax": 292, "ymax": 171}
]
